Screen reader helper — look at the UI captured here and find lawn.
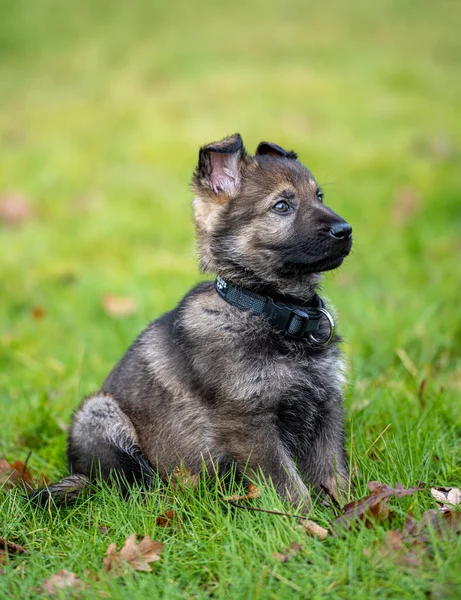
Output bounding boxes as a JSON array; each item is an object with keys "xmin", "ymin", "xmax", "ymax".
[{"xmin": 1, "ymin": 0, "xmax": 460, "ymax": 597}]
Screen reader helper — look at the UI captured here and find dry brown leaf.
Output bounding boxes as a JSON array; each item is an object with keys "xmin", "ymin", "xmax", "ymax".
[
  {"xmin": 299, "ymin": 518, "xmax": 329, "ymax": 540},
  {"xmin": 420, "ymin": 509, "xmax": 461, "ymax": 536},
  {"xmin": 31, "ymin": 306, "xmax": 46, "ymax": 320},
  {"xmin": 0, "ymin": 537, "xmax": 27, "ymax": 556},
  {"xmin": 0, "ymin": 193, "xmax": 33, "ymax": 227},
  {"xmin": 365, "ymin": 506, "xmax": 461, "ymax": 569},
  {"xmin": 441, "ymin": 511, "xmax": 461, "ymax": 535},
  {"xmin": 0, "ymin": 457, "xmax": 48, "ymax": 492},
  {"xmin": 156, "ymin": 509, "xmax": 176, "ymax": 528},
  {"xmin": 380, "ymin": 529, "xmax": 423, "ymax": 567},
  {"xmin": 9, "ymin": 460, "xmax": 34, "ymax": 488},
  {"xmin": 405, "ymin": 509, "xmax": 461, "ymax": 539},
  {"xmin": 430, "ymin": 487, "xmax": 461, "ymax": 512},
  {"xmin": 0, "ymin": 458, "xmax": 20, "ymax": 490},
  {"xmin": 225, "ymin": 483, "xmax": 260, "ymax": 502},
  {"xmin": 42, "ymin": 570, "xmax": 83, "ymax": 594},
  {"xmin": 102, "ymin": 295, "xmax": 137, "ymax": 317},
  {"xmin": 331, "ymin": 481, "xmax": 422, "ymax": 532},
  {"xmin": 272, "ymin": 542, "xmax": 302, "ymax": 563},
  {"xmin": 103, "ymin": 543, "xmax": 119, "ymax": 573},
  {"xmin": 363, "ymin": 525, "xmax": 424, "ymax": 567},
  {"xmin": 98, "ymin": 526, "xmax": 111, "ymax": 535},
  {"xmin": 171, "ymin": 465, "xmax": 200, "ymax": 491},
  {"xmin": 103, "ymin": 534, "xmax": 163, "ymax": 574}
]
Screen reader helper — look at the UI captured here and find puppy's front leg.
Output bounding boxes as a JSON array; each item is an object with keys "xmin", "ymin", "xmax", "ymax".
[
  {"xmin": 216, "ymin": 423, "xmax": 310, "ymax": 508},
  {"xmin": 298, "ymin": 407, "xmax": 350, "ymax": 504}
]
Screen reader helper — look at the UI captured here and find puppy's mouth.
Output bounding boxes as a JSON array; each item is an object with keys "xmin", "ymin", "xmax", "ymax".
[
  {"xmin": 312, "ymin": 253, "xmax": 349, "ymax": 272},
  {"xmin": 283, "ymin": 255, "xmax": 344, "ymax": 274},
  {"xmin": 280, "ymin": 239, "xmax": 352, "ymax": 274}
]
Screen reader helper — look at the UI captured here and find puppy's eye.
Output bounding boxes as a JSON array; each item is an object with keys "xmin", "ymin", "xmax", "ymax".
[
  {"xmin": 316, "ymin": 190, "xmax": 324, "ymax": 203},
  {"xmin": 272, "ymin": 200, "xmax": 292, "ymax": 214}
]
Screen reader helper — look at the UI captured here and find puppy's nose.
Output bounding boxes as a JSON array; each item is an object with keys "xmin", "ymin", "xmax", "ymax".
[{"xmin": 329, "ymin": 221, "xmax": 352, "ymax": 240}]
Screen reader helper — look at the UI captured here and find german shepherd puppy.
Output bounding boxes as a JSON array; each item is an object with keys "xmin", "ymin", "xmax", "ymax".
[{"xmin": 31, "ymin": 133, "xmax": 353, "ymax": 507}]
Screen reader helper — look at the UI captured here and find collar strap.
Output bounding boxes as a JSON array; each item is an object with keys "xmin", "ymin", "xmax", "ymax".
[{"xmin": 214, "ymin": 276, "xmax": 335, "ymax": 345}]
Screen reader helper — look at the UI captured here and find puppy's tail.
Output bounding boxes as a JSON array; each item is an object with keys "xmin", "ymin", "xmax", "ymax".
[{"xmin": 28, "ymin": 474, "xmax": 90, "ymax": 505}]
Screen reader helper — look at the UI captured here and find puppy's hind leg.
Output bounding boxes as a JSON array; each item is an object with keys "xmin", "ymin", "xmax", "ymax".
[
  {"xmin": 69, "ymin": 393, "xmax": 154, "ymax": 487},
  {"xmin": 30, "ymin": 394, "xmax": 153, "ymax": 505}
]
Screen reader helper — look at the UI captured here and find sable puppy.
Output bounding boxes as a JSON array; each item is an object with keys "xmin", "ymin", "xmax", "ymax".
[{"xmin": 31, "ymin": 134, "xmax": 353, "ymax": 507}]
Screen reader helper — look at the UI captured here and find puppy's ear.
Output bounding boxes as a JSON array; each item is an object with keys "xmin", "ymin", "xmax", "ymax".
[
  {"xmin": 193, "ymin": 133, "xmax": 246, "ymax": 198},
  {"xmin": 256, "ymin": 141, "xmax": 297, "ymax": 160}
]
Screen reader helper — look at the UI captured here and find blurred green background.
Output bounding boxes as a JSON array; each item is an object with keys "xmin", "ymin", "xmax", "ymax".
[
  {"xmin": 1, "ymin": 2, "xmax": 461, "ymax": 597},
  {"xmin": 0, "ymin": 0, "xmax": 460, "ymax": 465}
]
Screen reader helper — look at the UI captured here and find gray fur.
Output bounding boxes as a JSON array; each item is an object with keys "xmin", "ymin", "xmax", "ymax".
[
  {"xmin": 31, "ymin": 133, "xmax": 352, "ymax": 507},
  {"xmin": 28, "ymin": 474, "xmax": 90, "ymax": 505}
]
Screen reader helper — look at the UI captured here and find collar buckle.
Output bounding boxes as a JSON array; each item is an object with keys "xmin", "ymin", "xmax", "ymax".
[{"xmin": 287, "ymin": 308, "xmax": 310, "ymax": 339}]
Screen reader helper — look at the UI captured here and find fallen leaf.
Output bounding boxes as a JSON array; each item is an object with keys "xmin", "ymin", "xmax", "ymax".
[
  {"xmin": 0, "ymin": 193, "xmax": 33, "ymax": 227},
  {"xmin": 331, "ymin": 481, "xmax": 422, "ymax": 531},
  {"xmin": 272, "ymin": 542, "xmax": 302, "ymax": 563},
  {"xmin": 9, "ymin": 461, "xmax": 34, "ymax": 488},
  {"xmin": 156, "ymin": 509, "xmax": 176, "ymax": 528},
  {"xmin": 31, "ymin": 306, "xmax": 46, "ymax": 320},
  {"xmin": 83, "ymin": 569, "xmax": 101, "ymax": 582},
  {"xmin": 0, "ymin": 537, "xmax": 27, "ymax": 555},
  {"xmin": 363, "ymin": 521, "xmax": 424, "ymax": 567},
  {"xmin": 430, "ymin": 487, "xmax": 461, "ymax": 512},
  {"xmin": 420, "ymin": 509, "xmax": 461, "ymax": 536},
  {"xmin": 380, "ymin": 529, "xmax": 423, "ymax": 567},
  {"xmin": 364, "ymin": 506, "xmax": 461, "ymax": 569},
  {"xmin": 42, "ymin": 570, "xmax": 83, "ymax": 594},
  {"xmin": 225, "ymin": 483, "xmax": 260, "ymax": 502},
  {"xmin": 0, "ymin": 457, "xmax": 49, "ymax": 491},
  {"xmin": 0, "ymin": 536, "xmax": 27, "ymax": 568},
  {"xmin": 102, "ymin": 295, "xmax": 137, "ymax": 317},
  {"xmin": 383, "ymin": 529, "xmax": 405, "ymax": 552},
  {"xmin": 392, "ymin": 187, "xmax": 421, "ymax": 225},
  {"xmin": 441, "ymin": 511, "xmax": 461, "ymax": 535},
  {"xmin": 103, "ymin": 534, "xmax": 163, "ymax": 574},
  {"xmin": 103, "ymin": 544, "xmax": 119, "ymax": 573},
  {"xmin": 299, "ymin": 518, "xmax": 329, "ymax": 540},
  {"xmin": 171, "ymin": 465, "xmax": 200, "ymax": 491},
  {"xmin": 0, "ymin": 458, "xmax": 20, "ymax": 490}
]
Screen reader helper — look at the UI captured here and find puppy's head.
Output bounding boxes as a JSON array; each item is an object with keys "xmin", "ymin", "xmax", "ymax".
[{"xmin": 192, "ymin": 133, "xmax": 352, "ymax": 299}]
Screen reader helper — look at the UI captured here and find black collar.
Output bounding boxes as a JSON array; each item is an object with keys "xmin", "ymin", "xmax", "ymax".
[{"xmin": 214, "ymin": 276, "xmax": 335, "ymax": 345}]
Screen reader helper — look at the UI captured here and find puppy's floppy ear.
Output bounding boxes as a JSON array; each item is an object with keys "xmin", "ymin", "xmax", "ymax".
[
  {"xmin": 256, "ymin": 141, "xmax": 297, "ymax": 160},
  {"xmin": 194, "ymin": 133, "xmax": 246, "ymax": 197}
]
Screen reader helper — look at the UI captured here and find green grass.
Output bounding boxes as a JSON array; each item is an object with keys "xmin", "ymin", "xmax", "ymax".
[{"xmin": 1, "ymin": 0, "xmax": 461, "ymax": 597}]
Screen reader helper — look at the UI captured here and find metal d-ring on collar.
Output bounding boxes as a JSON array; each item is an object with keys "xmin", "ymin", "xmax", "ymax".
[
  {"xmin": 214, "ymin": 276, "xmax": 336, "ymax": 346},
  {"xmin": 308, "ymin": 307, "xmax": 336, "ymax": 346}
]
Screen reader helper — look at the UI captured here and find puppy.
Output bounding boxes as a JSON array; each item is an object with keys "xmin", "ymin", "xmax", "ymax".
[{"xmin": 31, "ymin": 134, "xmax": 352, "ymax": 507}]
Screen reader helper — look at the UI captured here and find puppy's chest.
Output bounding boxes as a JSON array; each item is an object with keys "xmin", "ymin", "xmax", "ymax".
[
  {"xmin": 195, "ymin": 339, "xmax": 341, "ymax": 410},
  {"xmin": 182, "ymin": 296, "xmax": 344, "ymax": 409}
]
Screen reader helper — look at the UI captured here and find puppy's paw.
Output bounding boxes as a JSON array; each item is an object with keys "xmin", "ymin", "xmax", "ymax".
[{"xmin": 322, "ymin": 474, "xmax": 352, "ymax": 507}]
